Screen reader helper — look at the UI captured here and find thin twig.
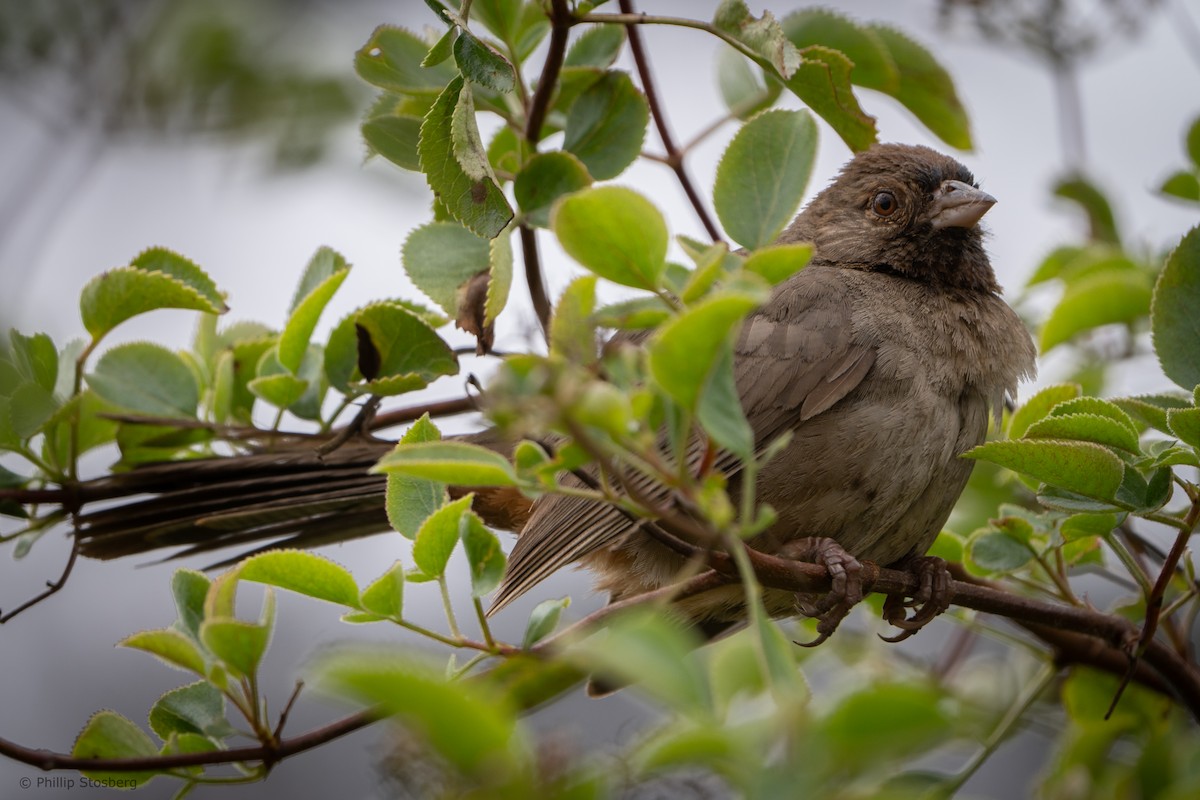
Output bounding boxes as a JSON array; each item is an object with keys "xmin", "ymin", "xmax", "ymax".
[
  {"xmin": 618, "ymin": 0, "xmax": 721, "ymax": 242},
  {"xmin": 0, "ymin": 539, "xmax": 80, "ymax": 624}
]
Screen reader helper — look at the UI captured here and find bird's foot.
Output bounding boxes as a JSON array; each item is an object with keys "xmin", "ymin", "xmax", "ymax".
[
  {"xmin": 780, "ymin": 537, "xmax": 864, "ymax": 648},
  {"xmin": 880, "ymin": 556, "xmax": 952, "ymax": 643}
]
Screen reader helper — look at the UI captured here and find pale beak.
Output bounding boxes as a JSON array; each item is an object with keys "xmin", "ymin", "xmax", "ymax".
[{"xmin": 929, "ymin": 180, "xmax": 996, "ymax": 229}]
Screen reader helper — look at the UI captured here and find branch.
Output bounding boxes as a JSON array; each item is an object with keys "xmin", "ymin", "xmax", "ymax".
[
  {"xmin": 618, "ymin": 0, "xmax": 722, "ymax": 242},
  {"xmin": 0, "ymin": 539, "xmax": 80, "ymax": 624},
  {"xmin": 0, "ymin": 709, "xmax": 379, "ymax": 773}
]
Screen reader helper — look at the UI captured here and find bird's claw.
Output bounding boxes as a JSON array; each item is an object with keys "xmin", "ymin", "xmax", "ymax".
[
  {"xmin": 781, "ymin": 537, "xmax": 864, "ymax": 647},
  {"xmin": 880, "ymin": 556, "xmax": 951, "ymax": 642}
]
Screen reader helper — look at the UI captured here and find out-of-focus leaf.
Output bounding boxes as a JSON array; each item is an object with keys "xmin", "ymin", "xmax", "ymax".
[
  {"xmin": 363, "ymin": 113, "xmax": 423, "ymax": 171},
  {"xmin": 865, "ymin": 25, "xmax": 971, "ymax": 150},
  {"xmin": 514, "ymin": 151, "xmax": 592, "ymax": 228},
  {"xmin": 1151, "ymin": 226, "xmax": 1200, "ymax": 390},
  {"xmin": 1160, "ymin": 170, "xmax": 1200, "ymax": 203},
  {"xmin": 564, "ymin": 25, "xmax": 625, "ymax": 68},
  {"xmin": 1039, "ymin": 270, "xmax": 1153, "ymax": 353},
  {"xmin": 552, "ymin": 186, "xmax": 668, "ymax": 291},
  {"xmin": 1054, "ymin": 177, "xmax": 1120, "ymax": 245},
  {"xmin": 88, "ymin": 342, "xmax": 199, "ymax": 418},
  {"xmin": 355, "ymin": 25, "xmax": 457, "ymax": 93}
]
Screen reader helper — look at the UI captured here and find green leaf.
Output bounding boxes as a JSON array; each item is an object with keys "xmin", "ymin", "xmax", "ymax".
[
  {"xmin": 472, "ymin": 0, "xmax": 523, "ymax": 50},
  {"xmin": 741, "ymin": 243, "xmax": 812, "ymax": 285},
  {"xmin": 80, "ymin": 265, "xmax": 227, "ymax": 341},
  {"xmin": 453, "ymin": 28, "xmax": 515, "ymax": 93},
  {"xmin": 420, "ymin": 76, "xmax": 514, "ymax": 238},
  {"xmin": 563, "ymin": 70, "xmax": 648, "ymax": 180},
  {"xmin": 200, "ymin": 618, "xmax": 270, "ymax": 679},
  {"xmin": 462, "ymin": 511, "xmax": 507, "ymax": 598},
  {"xmin": 1112, "ymin": 393, "xmax": 1192, "ymax": 434},
  {"xmin": 966, "ymin": 527, "xmax": 1033, "ymax": 574},
  {"xmin": 636, "ymin": 723, "xmax": 743, "ymax": 777},
  {"xmin": 550, "ymin": 276, "xmax": 598, "ymax": 365},
  {"xmin": 172, "ymin": 570, "xmax": 210, "ymax": 641},
  {"xmin": 87, "ymin": 342, "xmax": 199, "ymax": 418},
  {"xmin": 1167, "ymin": 407, "xmax": 1200, "ymax": 450},
  {"xmin": 964, "ymin": 440, "xmax": 1124, "ymax": 501},
  {"xmin": 819, "ymin": 683, "xmax": 951, "ymax": 769},
  {"xmin": 359, "ymin": 561, "xmax": 405, "ymax": 619},
  {"xmin": 239, "ymin": 550, "xmax": 360, "ymax": 608},
  {"xmin": 8, "ymin": 381, "xmax": 58, "ymax": 438},
  {"xmin": 278, "ymin": 247, "xmax": 350, "ymax": 373},
  {"xmin": 72, "ymin": 711, "xmax": 159, "ymax": 787},
  {"xmin": 569, "ymin": 611, "xmax": 710, "ymax": 713},
  {"xmin": 355, "ymin": 25, "xmax": 457, "ymax": 93},
  {"xmin": 1188, "ymin": 116, "xmax": 1200, "ymax": 169},
  {"xmin": 412, "ymin": 495, "xmax": 474, "ymax": 579},
  {"xmin": 1048, "ymin": 396, "xmax": 1138, "ymax": 434},
  {"xmin": 130, "ymin": 247, "xmax": 225, "ymax": 311},
  {"xmin": 363, "ymin": 113, "xmax": 423, "ymax": 171},
  {"xmin": 865, "ymin": 25, "xmax": 971, "ymax": 149},
  {"xmin": 784, "ymin": 46, "xmax": 877, "ymax": 152},
  {"xmin": 1160, "ymin": 170, "xmax": 1200, "ymax": 203},
  {"xmin": 1152, "ymin": 226, "xmax": 1200, "ymax": 391},
  {"xmin": 783, "ymin": 9, "xmax": 898, "ymax": 93},
  {"xmin": 1054, "ymin": 177, "xmax": 1120, "ymax": 245},
  {"xmin": 1040, "ymin": 270, "xmax": 1153, "ymax": 353},
  {"xmin": 422, "ymin": 25, "xmax": 455, "ymax": 68},
  {"xmin": 120, "ymin": 629, "xmax": 207, "ymax": 675},
  {"xmin": 713, "ymin": 0, "xmax": 801, "ymax": 79},
  {"xmin": 713, "ymin": 109, "xmax": 818, "ymax": 250},
  {"xmin": 8, "ymin": 330, "xmax": 58, "ymax": 392},
  {"xmin": 1024, "ymin": 414, "xmax": 1141, "ymax": 454},
  {"xmin": 1061, "ymin": 512, "xmax": 1119, "ymax": 542},
  {"xmin": 714, "ymin": 46, "xmax": 779, "ymax": 120},
  {"xmin": 403, "ymin": 221, "xmax": 492, "ymax": 316},
  {"xmin": 1036, "ymin": 486, "xmax": 1125, "ymax": 514},
  {"xmin": 927, "ymin": 529, "xmax": 964, "ymax": 563},
  {"xmin": 486, "ymin": 226, "xmax": 513, "ymax": 326},
  {"xmin": 565, "ymin": 25, "xmax": 625, "ymax": 70},
  {"xmin": 592, "ymin": 296, "xmax": 673, "ymax": 329},
  {"xmin": 316, "ymin": 650, "xmax": 520, "ymax": 779},
  {"xmin": 649, "ymin": 285, "xmax": 769, "ymax": 411},
  {"xmin": 514, "ymin": 151, "xmax": 592, "ymax": 228},
  {"xmin": 386, "ymin": 414, "xmax": 448, "ymax": 539},
  {"xmin": 353, "ymin": 302, "xmax": 459, "ymax": 394},
  {"xmin": 523, "ymin": 597, "xmax": 569, "ymax": 648},
  {"xmin": 247, "ymin": 373, "xmax": 308, "ymax": 409},
  {"xmin": 697, "ymin": 344, "xmax": 754, "ymax": 459},
  {"xmin": 552, "ymin": 186, "xmax": 668, "ymax": 290},
  {"xmin": 149, "ymin": 681, "xmax": 230, "ymax": 741}
]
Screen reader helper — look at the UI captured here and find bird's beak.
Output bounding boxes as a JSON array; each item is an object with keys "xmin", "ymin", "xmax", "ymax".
[{"xmin": 929, "ymin": 180, "xmax": 996, "ymax": 229}]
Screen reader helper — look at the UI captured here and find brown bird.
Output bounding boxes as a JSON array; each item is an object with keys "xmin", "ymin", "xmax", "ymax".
[
  {"xmin": 491, "ymin": 143, "xmax": 1036, "ymax": 638},
  {"xmin": 68, "ymin": 144, "xmax": 1035, "ymax": 642}
]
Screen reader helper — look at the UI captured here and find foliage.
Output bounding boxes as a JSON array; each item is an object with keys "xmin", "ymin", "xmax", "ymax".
[{"xmin": 1, "ymin": 2, "xmax": 1200, "ymax": 798}]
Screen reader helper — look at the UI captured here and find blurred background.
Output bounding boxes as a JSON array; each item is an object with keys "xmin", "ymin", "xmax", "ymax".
[{"xmin": 0, "ymin": 0, "xmax": 1197, "ymax": 797}]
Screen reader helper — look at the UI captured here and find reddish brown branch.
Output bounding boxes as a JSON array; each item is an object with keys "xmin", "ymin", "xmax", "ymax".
[{"xmin": 0, "ymin": 539, "xmax": 79, "ymax": 625}]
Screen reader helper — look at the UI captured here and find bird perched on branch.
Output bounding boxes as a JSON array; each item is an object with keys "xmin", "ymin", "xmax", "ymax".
[{"xmin": 67, "ymin": 143, "xmax": 1036, "ymax": 643}]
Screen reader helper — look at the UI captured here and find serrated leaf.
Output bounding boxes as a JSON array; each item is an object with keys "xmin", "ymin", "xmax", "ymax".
[
  {"xmin": 80, "ymin": 266, "xmax": 226, "ymax": 341},
  {"xmin": 1167, "ymin": 407, "xmax": 1200, "ymax": 449},
  {"xmin": 420, "ymin": 76, "xmax": 513, "ymax": 238},
  {"xmin": 172, "ymin": 570, "xmax": 210, "ymax": 640},
  {"xmin": 714, "ymin": 110, "xmax": 817, "ymax": 250},
  {"xmin": 453, "ymin": 28, "xmax": 515, "ymax": 93},
  {"xmin": 697, "ymin": 344, "xmax": 754, "ymax": 459},
  {"xmin": 363, "ymin": 113, "xmax": 423, "ymax": 171},
  {"xmin": 1040, "ymin": 269, "xmax": 1152, "ymax": 352},
  {"xmin": 373, "ymin": 441, "xmax": 517, "ymax": 486},
  {"xmin": 422, "ymin": 25, "xmax": 456, "ymax": 68},
  {"xmin": 353, "ymin": 302, "xmax": 459, "ymax": 395},
  {"xmin": 412, "ymin": 495, "xmax": 473, "ymax": 580},
  {"xmin": 360, "ymin": 561, "xmax": 405, "ymax": 619},
  {"xmin": 964, "ymin": 439, "xmax": 1124, "ymax": 501},
  {"xmin": 87, "ymin": 342, "xmax": 199, "ymax": 418},
  {"xmin": 355, "ymin": 25, "xmax": 457, "ymax": 93},
  {"xmin": 239, "ymin": 550, "xmax": 360, "ymax": 608},
  {"xmin": 8, "ymin": 381, "xmax": 58, "ymax": 438},
  {"xmin": 741, "ymin": 243, "xmax": 812, "ymax": 285},
  {"xmin": 563, "ymin": 71, "xmax": 648, "ymax": 180},
  {"xmin": 149, "ymin": 681, "xmax": 230, "ymax": 741},
  {"xmin": 565, "ymin": 25, "xmax": 625, "ymax": 68},
  {"xmin": 200, "ymin": 618, "xmax": 270, "ymax": 679},
  {"xmin": 550, "ymin": 275, "xmax": 598, "ymax": 365},
  {"xmin": 866, "ymin": 25, "xmax": 971, "ymax": 149},
  {"xmin": 386, "ymin": 414, "xmax": 447, "ymax": 539},
  {"xmin": 1036, "ymin": 486, "xmax": 1125, "ymax": 514},
  {"xmin": 1061, "ymin": 512, "xmax": 1119, "ymax": 542},
  {"xmin": 9, "ymin": 330, "xmax": 58, "ymax": 392},
  {"xmin": 1024, "ymin": 414, "xmax": 1141, "ymax": 453},
  {"xmin": 247, "ymin": 373, "xmax": 308, "ymax": 409},
  {"xmin": 1048, "ymin": 397, "xmax": 1138, "ymax": 434},
  {"xmin": 783, "ymin": 10, "xmax": 898, "ymax": 93},
  {"xmin": 552, "ymin": 186, "xmax": 668, "ymax": 290},
  {"xmin": 784, "ymin": 46, "xmax": 876, "ymax": 152},
  {"xmin": 120, "ymin": 629, "xmax": 207, "ymax": 675},
  {"xmin": 523, "ymin": 597, "xmax": 569, "ymax": 648},
  {"xmin": 72, "ymin": 711, "xmax": 159, "ymax": 787},
  {"xmin": 714, "ymin": 0, "xmax": 800, "ymax": 79},
  {"xmin": 1112, "ymin": 393, "xmax": 1192, "ymax": 434},
  {"xmin": 462, "ymin": 511, "xmax": 506, "ymax": 597},
  {"xmin": 1152, "ymin": 226, "xmax": 1200, "ymax": 390},
  {"xmin": 649, "ymin": 285, "xmax": 769, "ymax": 411},
  {"xmin": 403, "ymin": 221, "xmax": 492, "ymax": 316},
  {"xmin": 514, "ymin": 151, "xmax": 592, "ymax": 228},
  {"xmin": 486, "ymin": 226, "xmax": 513, "ymax": 326},
  {"xmin": 279, "ymin": 247, "xmax": 350, "ymax": 373}
]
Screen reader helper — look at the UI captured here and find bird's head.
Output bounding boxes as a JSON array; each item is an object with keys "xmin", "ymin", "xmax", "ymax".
[{"xmin": 786, "ymin": 143, "xmax": 1000, "ymax": 293}]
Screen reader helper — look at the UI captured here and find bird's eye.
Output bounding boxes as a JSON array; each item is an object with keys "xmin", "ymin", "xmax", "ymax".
[{"xmin": 872, "ymin": 191, "xmax": 898, "ymax": 217}]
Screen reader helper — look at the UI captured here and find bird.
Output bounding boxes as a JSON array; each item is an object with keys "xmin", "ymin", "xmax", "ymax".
[{"xmin": 64, "ymin": 143, "xmax": 1036, "ymax": 643}]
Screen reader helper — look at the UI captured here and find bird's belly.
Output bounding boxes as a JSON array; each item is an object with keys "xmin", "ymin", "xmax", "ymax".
[{"xmin": 752, "ymin": 386, "xmax": 988, "ymax": 565}]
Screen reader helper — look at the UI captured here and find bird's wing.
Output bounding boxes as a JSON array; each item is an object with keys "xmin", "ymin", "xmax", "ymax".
[{"xmin": 490, "ymin": 267, "xmax": 874, "ymax": 613}]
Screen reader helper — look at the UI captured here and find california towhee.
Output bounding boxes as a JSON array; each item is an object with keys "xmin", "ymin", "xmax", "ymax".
[
  {"xmin": 491, "ymin": 143, "xmax": 1036, "ymax": 640},
  {"xmin": 73, "ymin": 144, "xmax": 1035, "ymax": 641}
]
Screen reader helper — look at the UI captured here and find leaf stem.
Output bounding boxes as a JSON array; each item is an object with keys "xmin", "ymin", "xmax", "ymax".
[{"xmin": 438, "ymin": 575, "xmax": 462, "ymax": 639}]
